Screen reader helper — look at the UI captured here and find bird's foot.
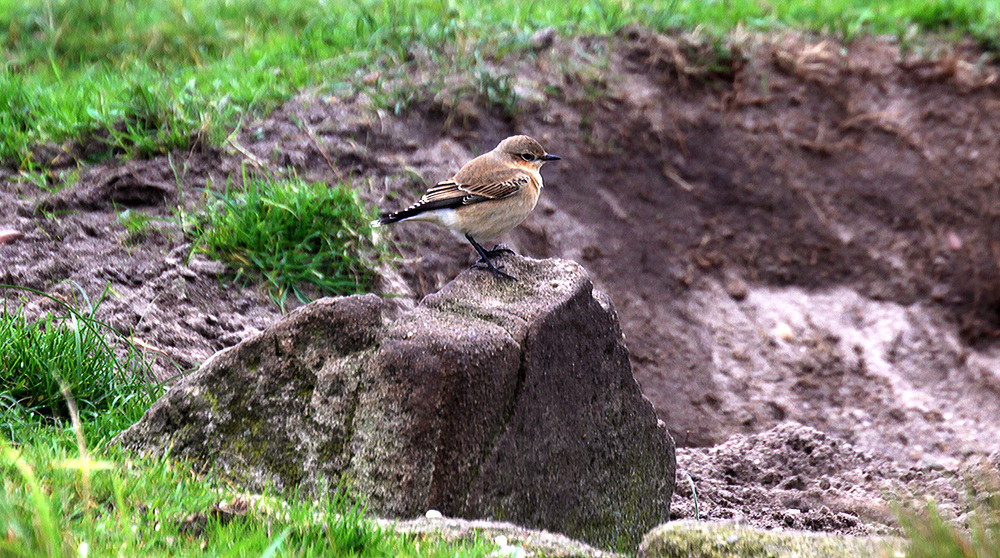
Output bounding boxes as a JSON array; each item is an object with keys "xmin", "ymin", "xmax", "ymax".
[
  {"xmin": 466, "ymin": 235, "xmax": 516, "ymax": 280},
  {"xmin": 486, "ymin": 244, "xmax": 516, "ymax": 258},
  {"xmin": 471, "ymin": 260, "xmax": 516, "ymax": 281}
]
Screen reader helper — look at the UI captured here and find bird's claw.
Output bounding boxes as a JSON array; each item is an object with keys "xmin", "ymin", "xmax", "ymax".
[{"xmin": 471, "ymin": 261, "xmax": 516, "ymax": 281}]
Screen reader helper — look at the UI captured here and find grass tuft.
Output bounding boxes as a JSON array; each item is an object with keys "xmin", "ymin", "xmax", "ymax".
[
  {"xmin": 187, "ymin": 170, "xmax": 384, "ymax": 308},
  {"xmin": 0, "ymin": 286, "xmax": 159, "ymax": 444},
  {"xmin": 900, "ymin": 469, "xmax": 1000, "ymax": 558},
  {"xmin": 0, "ymin": 72, "xmax": 40, "ymax": 165},
  {"xmin": 473, "ymin": 57, "xmax": 521, "ymax": 118},
  {"xmin": 115, "ymin": 205, "xmax": 162, "ymax": 245}
]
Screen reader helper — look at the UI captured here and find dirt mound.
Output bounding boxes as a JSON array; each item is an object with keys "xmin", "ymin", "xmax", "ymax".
[
  {"xmin": 4, "ymin": 28, "xmax": 1000, "ymax": 535},
  {"xmin": 672, "ymin": 422, "xmax": 963, "ymax": 534}
]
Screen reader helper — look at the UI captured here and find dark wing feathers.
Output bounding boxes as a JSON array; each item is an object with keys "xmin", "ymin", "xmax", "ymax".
[
  {"xmin": 378, "ymin": 164, "xmax": 530, "ymax": 224},
  {"xmin": 425, "ymin": 161, "xmax": 531, "ymax": 200},
  {"xmin": 376, "ymin": 155, "xmax": 532, "ymax": 224}
]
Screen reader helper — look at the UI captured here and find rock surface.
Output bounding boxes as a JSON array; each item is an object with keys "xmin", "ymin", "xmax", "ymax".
[
  {"xmin": 117, "ymin": 254, "xmax": 676, "ymax": 550},
  {"xmin": 382, "ymin": 516, "xmax": 624, "ymax": 558},
  {"xmin": 638, "ymin": 520, "xmax": 906, "ymax": 558}
]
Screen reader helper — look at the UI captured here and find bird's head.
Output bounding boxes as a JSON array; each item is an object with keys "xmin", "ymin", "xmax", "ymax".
[{"xmin": 495, "ymin": 135, "xmax": 560, "ymax": 171}]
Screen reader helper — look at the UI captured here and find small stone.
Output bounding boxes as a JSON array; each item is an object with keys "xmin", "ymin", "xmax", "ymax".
[
  {"xmin": 931, "ymin": 284, "xmax": 949, "ymax": 301},
  {"xmin": 946, "ymin": 232, "xmax": 962, "ymax": 250},
  {"xmin": 187, "ymin": 256, "xmax": 229, "ymax": 276},
  {"xmin": 772, "ymin": 322, "xmax": 795, "ymax": 342},
  {"xmin": 724, "ymin": 275, "xmax": 748, "ymax": 301},
  {"xmin": 531, "ymin": 27, "xmax": 557, "ymax": 51},
  {"xmin": 0, "ymin": 229, "xmax": 24, "ymax": 245},
  {"xmin": 425, "ymin": 509, "xmax": 443, "ymax": 519},
  {"xmin": 887, "ymin": 408, "xmax": 906, "ymax": 422}
]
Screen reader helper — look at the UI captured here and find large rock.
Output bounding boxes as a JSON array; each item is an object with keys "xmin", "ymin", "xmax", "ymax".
[{"xmin": 117, "ymin": 254, "xmax": 676, "ymax": 550}]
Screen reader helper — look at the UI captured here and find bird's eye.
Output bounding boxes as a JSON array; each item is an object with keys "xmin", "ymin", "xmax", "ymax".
[{"xmin": 520, "ymin": 153, "xmax": 536, "ymax": 162}]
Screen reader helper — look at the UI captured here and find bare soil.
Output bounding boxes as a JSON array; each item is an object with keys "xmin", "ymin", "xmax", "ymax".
[{"xmin": 4, "ymin": 28, "xmax": 1000, "ymax": 537}]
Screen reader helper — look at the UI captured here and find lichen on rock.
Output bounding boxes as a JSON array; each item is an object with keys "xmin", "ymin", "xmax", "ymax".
[{"xmin": 639, "ymin": 520, "xmax": 906, "ymax": 558}]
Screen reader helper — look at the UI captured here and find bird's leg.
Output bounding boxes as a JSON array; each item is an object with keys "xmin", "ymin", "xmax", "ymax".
[{"xmin": 466, "ymin": 235, "xmax": 515, "ymax": 280}]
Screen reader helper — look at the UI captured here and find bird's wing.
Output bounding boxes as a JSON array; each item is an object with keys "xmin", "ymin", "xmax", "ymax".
[
  {"xmin": 377, "ymin": 158, "xmax": 530, "ymax": 223},
  {"xmin": 421, "ymin": 164, "xmax": 531, "ymax": 205}
]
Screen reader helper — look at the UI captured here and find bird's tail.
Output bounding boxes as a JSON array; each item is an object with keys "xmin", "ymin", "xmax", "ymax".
[
  {"xmin": 370, "ymin": 213, "xmax": 400, "ymax": 228},
  {"xmin": 372, "ymin": 194, "xmax": 464, "ymax": 228},
  {"xmin": 371, "ymin": 202, "xmax": 439, "ymax": 227}
]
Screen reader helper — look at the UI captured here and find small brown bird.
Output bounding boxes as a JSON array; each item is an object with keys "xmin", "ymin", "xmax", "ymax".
[{"xmin": 373, "ymin": 135, "xmax": 560, "ymax": 279}]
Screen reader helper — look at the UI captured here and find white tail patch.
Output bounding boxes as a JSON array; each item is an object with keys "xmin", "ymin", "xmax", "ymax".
[
  {"xmin": 405, "ymin": 208, "xmax": 457, "ymax": 228},
  {"xmin": 373, "ymin": 208, "xmax": 458, "ymax": 230}
]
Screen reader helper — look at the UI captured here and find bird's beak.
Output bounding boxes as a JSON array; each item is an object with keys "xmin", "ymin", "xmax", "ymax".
[{"xmin": 541, "ymin": 154, "xmax": 561, "ymax": 161}]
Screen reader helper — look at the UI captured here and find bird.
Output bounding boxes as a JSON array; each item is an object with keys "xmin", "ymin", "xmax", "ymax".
[{"xmin": 372, "ymin": 135, "xmax": 560, "ymax": 280}]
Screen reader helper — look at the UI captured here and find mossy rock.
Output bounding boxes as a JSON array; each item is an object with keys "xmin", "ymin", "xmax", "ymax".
[{"xmin": 639, "ymin": 520, "xmax": 906, "ymax": 558}]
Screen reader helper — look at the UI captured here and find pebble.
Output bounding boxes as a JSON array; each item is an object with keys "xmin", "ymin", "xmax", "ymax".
[
  {"xmin": 772, "ymin": 322, "xmax": 795, "ymax": 342},
  {"xmin": 724, "ymin": 275, "xmax": 749, "ymax": 301},
  {"xmin": 0, "ymin": 228, "xmax": 24, "ymax": 245},
  {"xmin": 531, "ymin": 27, "xmax": 557, "ymax": 51}
]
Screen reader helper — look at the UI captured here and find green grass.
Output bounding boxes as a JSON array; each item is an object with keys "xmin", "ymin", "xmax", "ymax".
[
  {"xmin": 2, "ymin": 0, "xmax": 1000, "ymax": 167},
  {"xmin": 0, "ymin": 433, "xmax": 498, "ymax": 558},
  {"xmin": 186, "ymin": 171, "xmax": 383, "ymax": 308},
  {"xmin": 0, "ymin": 286, "xmax": 159, "ymax": 445},
  {"xmin": 6, "ymin": 2, "xmax": 1000, "ymax": 555},
  {"xmin": 901, "ymin": 484, "xmax": 1000, "ymax": 558},
  {"xmin": 115, "ymin": 206, "xmax": 162, "ymax": 246}
]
